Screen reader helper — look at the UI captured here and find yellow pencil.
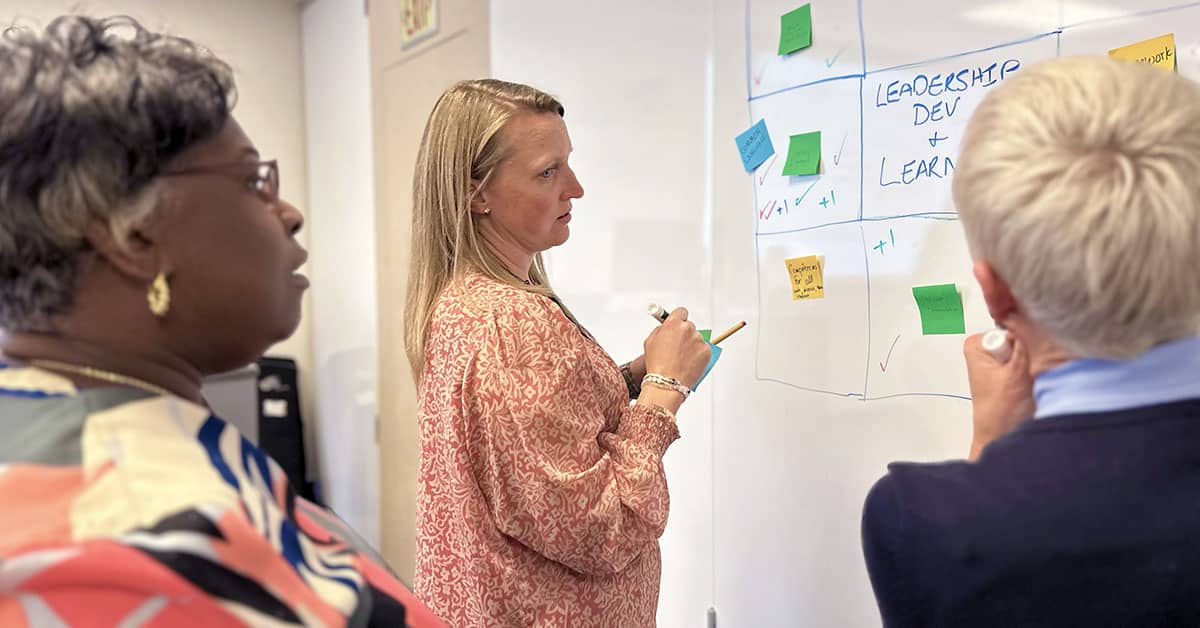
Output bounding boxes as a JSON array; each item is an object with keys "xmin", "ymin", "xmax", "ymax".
[{"xmin": 712, "ymin": 321, "xmax": 747, "ymax": 345}]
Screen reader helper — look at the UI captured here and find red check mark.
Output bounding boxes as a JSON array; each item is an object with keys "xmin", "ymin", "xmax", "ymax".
[
  {"xmin": 879, "ymin": 335, "xmax": 901, "ymax": 372},
  {"xmin": 757, "ymin": 154, "xmax": 778, "ymax": 185},
  {"xmin": 753, "ymin": 61, "xmax": 769, "ymax": 86}
]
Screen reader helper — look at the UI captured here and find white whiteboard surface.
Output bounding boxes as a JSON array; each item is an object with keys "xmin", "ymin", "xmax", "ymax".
[{"xmin": 492, "ymin": 1, "xmax": 1200, "ymax": 625}]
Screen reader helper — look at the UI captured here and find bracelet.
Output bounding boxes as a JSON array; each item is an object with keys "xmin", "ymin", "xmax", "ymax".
[
  {"xmin": 641, "ymin": 373, "xmax": 690, "ymax": 400},
  {"xmin": 643, "ymin": 378, "xmax": 689, "ymax": 400}
]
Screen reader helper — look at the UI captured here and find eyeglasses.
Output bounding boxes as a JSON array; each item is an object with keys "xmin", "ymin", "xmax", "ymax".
[{"xmin": 159, "ymin": 159, "xmax": 279, "ymax": 203}]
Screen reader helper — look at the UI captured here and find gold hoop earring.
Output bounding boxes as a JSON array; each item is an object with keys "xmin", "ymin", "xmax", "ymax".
[{"xmin": 147, "ymin": 272, "xmax": 170, "ymax": 317}]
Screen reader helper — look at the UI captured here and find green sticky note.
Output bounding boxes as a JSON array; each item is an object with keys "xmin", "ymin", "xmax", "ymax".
[
  {"xmin": 782, "ymin": 131, "xmax": 821, "ymax": 176},
  {"xmin": 912, "ymin": 284, "xmax": 966, "ymax": 335},
  {"xmin": 699, "ymin": 329, "xmax": 712, "ymax": 342},
  {"xmin": 778, "ymin": 4, "xmax": 813, "ymax": 55}
]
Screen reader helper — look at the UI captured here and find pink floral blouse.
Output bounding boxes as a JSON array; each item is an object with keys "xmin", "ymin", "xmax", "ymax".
[{"xmin": 413, "ymin": 271, "xmax": 680, "ymax": 627}]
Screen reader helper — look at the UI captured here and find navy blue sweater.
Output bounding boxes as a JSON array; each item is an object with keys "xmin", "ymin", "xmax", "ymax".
[{"xmin": 862, "ymin": 399, "xmax": 1200, "ymax": 627}]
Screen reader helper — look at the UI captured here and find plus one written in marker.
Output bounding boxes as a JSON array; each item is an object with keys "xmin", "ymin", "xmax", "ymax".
[{"xmin": 873, "ymin": 228, "xmax": 896, "ymax": 255}]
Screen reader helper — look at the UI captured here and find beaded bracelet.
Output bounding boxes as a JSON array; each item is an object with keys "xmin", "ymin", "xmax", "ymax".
[{"xmin": 641, "ymin": 373, "xmax": 690, "ymax": 400}]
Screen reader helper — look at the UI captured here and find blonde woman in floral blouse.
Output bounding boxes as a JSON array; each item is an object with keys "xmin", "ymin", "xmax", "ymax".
[{"xmin": 404, "ymin": 79, "xmax": 713, "ymax": 627}]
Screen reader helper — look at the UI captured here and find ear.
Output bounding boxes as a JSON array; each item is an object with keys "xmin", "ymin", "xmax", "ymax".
[
  {"xmin": 973, "ymin": 259, "xmax": 1019, "ymax": 326},
  {"xmin": 83, "ymin": 219, "xmax": 166, "ymax": 284},
  {"xmin": 469, "ymin": 179, "xmax": 490, "ymax": 215}
]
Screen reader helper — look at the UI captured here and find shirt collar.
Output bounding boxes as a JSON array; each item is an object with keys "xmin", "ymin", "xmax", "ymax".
[{"xmin": 1034, "ymin": 336, "xmax": 1200, "ymax": 419}]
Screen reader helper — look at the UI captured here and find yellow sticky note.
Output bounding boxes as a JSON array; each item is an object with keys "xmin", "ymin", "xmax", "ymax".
[
  {"xmin": 1109, "ymin": 33, "xmax": 1176, "ymax": 72},
  {"xmin": 785, "ymin": 255, "xmax": 824, "ymax": 300}
]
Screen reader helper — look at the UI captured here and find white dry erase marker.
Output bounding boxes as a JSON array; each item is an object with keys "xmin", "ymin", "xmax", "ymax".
[
  {"xmin": 982, "ymin": 328, "xmax": 1012, "ymax": 364},
  {"xmin": 647, "ymin": 303, "xmax": 670, "ymax": 323}
]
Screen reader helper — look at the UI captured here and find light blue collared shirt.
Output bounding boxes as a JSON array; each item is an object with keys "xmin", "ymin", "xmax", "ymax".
[{"xmin": 1034, "ymin": 336, "xmax": 1200, "ymax": 419}]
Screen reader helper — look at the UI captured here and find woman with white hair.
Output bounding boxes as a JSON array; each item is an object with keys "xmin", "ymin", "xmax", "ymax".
[
  {"xmin": 405, "ymin": 79, "xmax": 713, "ymax": 627},
  {"xmin": 862, "ymin": 55, "xmax": 1200, "ymax": 626}
]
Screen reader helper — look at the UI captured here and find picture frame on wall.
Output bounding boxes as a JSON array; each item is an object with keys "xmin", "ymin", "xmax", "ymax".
[{"xmin": 400, "ymin": 0, "xmax": 438, "ymax": 47}]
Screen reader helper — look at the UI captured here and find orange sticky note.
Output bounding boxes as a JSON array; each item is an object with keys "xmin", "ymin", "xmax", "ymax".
[
  {"xmin": 785, "ymin": 255, "xmax": 824, "ymax": 300},
  {"xmin": 1109, "ymin": 33, "xmax": 1176, "ymax": 72}
]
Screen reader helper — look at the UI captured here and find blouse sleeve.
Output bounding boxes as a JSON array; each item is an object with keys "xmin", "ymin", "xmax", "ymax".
[{"xmin": 461, "ymin": 300, "xmax": 680, "ymax": 577}]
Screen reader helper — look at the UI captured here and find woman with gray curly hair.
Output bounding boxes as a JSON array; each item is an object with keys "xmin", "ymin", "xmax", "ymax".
[{"xmin": 0, "ymin": 15, "xmax": 441, "ymax": 627}]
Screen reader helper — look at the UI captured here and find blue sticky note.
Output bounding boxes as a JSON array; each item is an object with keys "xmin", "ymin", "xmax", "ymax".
[
  {"xmin": 691, "ymin": 343, "xmax": 723, "ymax": 391},
  {"xmin": 735, "ymin": 119, "xmax": 775, "ymax": 172}
]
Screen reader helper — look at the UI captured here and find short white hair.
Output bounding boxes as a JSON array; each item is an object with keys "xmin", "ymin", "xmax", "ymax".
[{"xmin": 953, "ymin": 56, "xmax": 1200, "ymax": 359}]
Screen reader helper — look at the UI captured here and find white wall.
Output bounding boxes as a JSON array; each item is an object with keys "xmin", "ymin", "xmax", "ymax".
[{"xmin": 300, "ymin": 0, "xmax": 381, "ymax": 545}]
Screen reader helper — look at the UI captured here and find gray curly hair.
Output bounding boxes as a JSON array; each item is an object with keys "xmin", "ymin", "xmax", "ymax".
[{"xmin": 0, "ymin": 15, "xmax": 235, "ymax": 332}]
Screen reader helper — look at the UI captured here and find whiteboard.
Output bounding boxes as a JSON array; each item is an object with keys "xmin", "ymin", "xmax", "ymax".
[{"xmin": 491, "ymin": 1, "xmax": 1200, "ymax": 625}]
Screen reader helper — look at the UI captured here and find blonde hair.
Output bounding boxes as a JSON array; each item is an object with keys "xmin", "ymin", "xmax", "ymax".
[
  {"xmin": 954, "ymin": 56, "xmax": 1200, "ymax": 358},
  {"xmin": 404, "ymin": 79, "xmax": 573, "ymax": 374}
]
